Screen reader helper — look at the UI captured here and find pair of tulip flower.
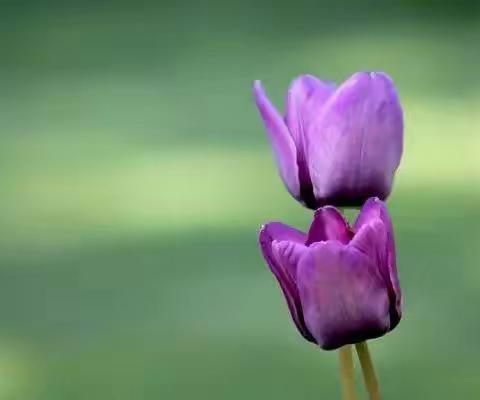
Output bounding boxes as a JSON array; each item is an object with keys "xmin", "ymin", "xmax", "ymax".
[{"xmin": 253, "ymin": 71, "xmax": 403, "ymax": 399}]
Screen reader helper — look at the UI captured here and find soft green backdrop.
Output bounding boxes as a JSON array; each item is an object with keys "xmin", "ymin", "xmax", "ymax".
[{"xmin": 1, "ymin": 1, "xmax": 479, "ymax": 399}]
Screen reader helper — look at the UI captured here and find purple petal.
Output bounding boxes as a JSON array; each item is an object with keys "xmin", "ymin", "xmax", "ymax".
[
  {"xmin": 297, "ymin": 241, "xmax": 391, "ymax": 350},
  {"xmin": 284, "ymin": 75, "xmax": 336, "ymax": 208},
  {"xmin": 253, "ymin": 81, "xmax": 300, "ymax": 199},
  {"xmin": 307, "ymin": 72, "xmax": 404, "ymax": 207},
  {"xmin": 350, "ymin": 219, "xmax": 386, "ymax": 268},
  {"xmin": 306, "ymin": 206, "xmax": 353, "ymax": 246},
  {"xmin": 258, "ymin": 222, "xmax": 315, "ymax": 342},
  {"xmin": 285, "ymin": 75, "xmax": 336, "ymax": 150},
  {"xmin": 355, "ymin": 198, "xmax": 402, "ymax": 327}
]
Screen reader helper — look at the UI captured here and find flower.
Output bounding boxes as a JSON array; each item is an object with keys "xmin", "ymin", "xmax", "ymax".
[
  {"xmin": 253, "ymin": 72, "xmax": 403, "ymax": 209},
  {"xmin": 259, "ymin": 198, "xmax": 401, "ymax": 350}
]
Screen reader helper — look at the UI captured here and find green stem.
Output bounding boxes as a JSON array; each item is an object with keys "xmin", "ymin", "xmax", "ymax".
[
  {"xmin": 355, "ymin": 341, "xmax": 381, "ymax": 400},
  {"xmin": 338, "ymin": 345, "xmax": 357, "ymax": 400}
]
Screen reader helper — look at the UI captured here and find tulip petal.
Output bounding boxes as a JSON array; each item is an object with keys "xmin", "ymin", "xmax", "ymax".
[
  {"xmin": 297, "ymin": 241, "xmax": 391, "ymax": 350},
  {"xmin": 355, "ymin": 198, "xmax": 402, "ymax": 327},
  {"xmin": 259, "ymin": 222, "xmax": 315, "ymax": 342},
  {"xmin": 306, "ymin": 206, "xmax": 353, "ymax": 245},
  {"xmin": 285, "ymin": 75, "xmax": 336, "ymax": 171},
  {"xmin": 350, "ymin": 218, "xmax": 386, "ymax": 262},
  {"xmin": 253, "ymin": 80, "xmax": 300, "ymax": 199},
  {"xmin": 284, "ymin": 76, "xmax": 336, "ymax": 208},
  {"xmin": 285, "ymin": 75, "xmax": 335, "ymax": 145},
  {"xmin": 308, "ymin": 72, "xmax": 403, "ymax": 206}
]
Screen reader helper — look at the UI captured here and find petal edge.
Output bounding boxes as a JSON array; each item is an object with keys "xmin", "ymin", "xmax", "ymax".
[{"xmin": 253, "ymin": 80, "xmax": 301, "ymax": 199}]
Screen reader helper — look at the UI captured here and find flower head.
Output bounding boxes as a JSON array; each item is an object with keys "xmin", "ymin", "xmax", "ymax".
[
  {"xmin": 253, "ymin": 72, "xmax": 403, "ymax": 209},
  {"xmin": 259, "ymin": 198, "xmax": 401, "ymax": 350}
]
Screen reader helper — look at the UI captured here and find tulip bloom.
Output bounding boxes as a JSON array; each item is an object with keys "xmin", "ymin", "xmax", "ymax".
[
  {"xmin": 259, "ymin": 197, "xmax": 401, "ymax": 350},
  {"xmin": 253, "ymin": 72, "xmax": 403, "ymax": 209}
]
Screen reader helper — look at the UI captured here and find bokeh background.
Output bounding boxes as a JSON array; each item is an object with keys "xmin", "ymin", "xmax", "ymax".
[{"xmin": 1, "ymin": 0, "xmax": 480, "ymax": 398}]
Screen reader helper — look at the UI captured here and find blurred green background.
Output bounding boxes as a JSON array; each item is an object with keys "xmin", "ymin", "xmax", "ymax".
[{"xmin": 1, "ymin": 0, "xmax": 480, "ymax": 399}]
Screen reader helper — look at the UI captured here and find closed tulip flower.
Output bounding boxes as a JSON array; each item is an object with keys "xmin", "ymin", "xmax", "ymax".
[
  {"xmin": 259, "ymin": 197, "xmax": 401, "ymax": 350},
  {"xmin": 253, "ymin": 72, "xmax": 403, "ymax": 209}
]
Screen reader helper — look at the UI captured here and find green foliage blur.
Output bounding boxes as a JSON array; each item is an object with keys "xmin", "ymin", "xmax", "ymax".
[{"xmin": 1, "ymin": 1, "xmax": 479, "ymax": 398}]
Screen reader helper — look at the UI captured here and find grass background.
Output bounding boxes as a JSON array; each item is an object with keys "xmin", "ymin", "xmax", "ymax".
[{"xmin": 1, "ymin": 0, "xmax": 480, "ymax": 398}]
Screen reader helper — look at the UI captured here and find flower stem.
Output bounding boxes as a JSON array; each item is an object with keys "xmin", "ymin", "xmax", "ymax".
[
  {"xmin": 355, "ymin": 341, "xmax": 380, "ymax": 400},
  {"xmin": 338, "ymin": 345, "xmax": 357, "ymax": 400}
]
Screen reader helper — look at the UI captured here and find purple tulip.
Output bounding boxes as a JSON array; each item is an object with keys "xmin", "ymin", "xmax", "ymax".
[
  {"xmin": 253, "ymin": 72, "xmax": 403, "ymax": 209},
  {"xmin": 259, "ymin": 197, "xmax": 401, "ymax": 350}
]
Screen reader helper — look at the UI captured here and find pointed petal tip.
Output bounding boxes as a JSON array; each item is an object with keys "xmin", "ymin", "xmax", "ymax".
[
  {"xmin": 341, "ymin": 71, "xmax": 399, "ymax": 96},
  {"xmin": 258, "ymin": 222, "xmax": 278, "ymax": 240},
  {"xmin": 259, "ymin": 221, "xmax": 282, "ymax": 232},
  {"xmin": 349, "ymin": 70, "xmax": 393, "ymax": 82},
  {"xmin": 313, "ymin": 204, "xmax": 342, "ymax": 216},
  {"xmin": 362, "ymin": 197, "xmax": 387, "ymax": 212},
  {"xmin": 258, "ymin": 224, "xmax": 266, "ymax": 238},
  {"xmin": 311, "ymin": 205, "xmax": 349, "ymax": 228},
  {"xmin": 252, "ymin": 80, "xmax": 265, "ymax": 100},
  {"xmin": 365, "ymin": 196, "xmax": 383, "ymax": 206},
  {"xmin": 307, "ymin": 206, "xmax": 351, "ymax": 246},
  {"xmin": 258, "ymin": 221, "xmax": 307, "ymax": 245},
  {"xmin": 288, "ymin": 74, "xmax": 315, "ymax": 89},
  {"xmin": 252, "ymin": 79, "xmax": 262, "ymax": 90}
]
